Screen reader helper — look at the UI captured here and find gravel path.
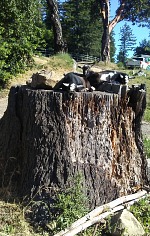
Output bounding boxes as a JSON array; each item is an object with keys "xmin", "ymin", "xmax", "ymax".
[{"xmin": 142, "ymin": 121, "xmax": 150, "ymax": 139}]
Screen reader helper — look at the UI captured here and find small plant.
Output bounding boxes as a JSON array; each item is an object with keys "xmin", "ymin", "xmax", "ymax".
[
  {"xmin": 46, "ymin": 174, "xmax": 105, "ymax": 236},
  {"xmin": 130, "ymin": 196, "xmax": 150, "ymax": 234},
  {"xmin": 48, "ymin": 174, "xmax": 89, "ymax": 233}
]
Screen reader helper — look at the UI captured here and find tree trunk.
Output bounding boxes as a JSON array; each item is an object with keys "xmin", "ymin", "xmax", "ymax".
[
  {"xmin": 0, "ymin": 85, "xmax": 148, "ymax": 224},
  {"xmin": 47, "ymin": 0, "xmax": 64, "ymax": 53},
  {"xmin": 101, "ymin": 27, "xmax": 110, "ymax": 62},
  {"xmin": 100, "ymin": 0, "xmax": 110, "ymax": 62},
  {"xmin": 100, "ymin": 0, "xmax": 126, "ymax": 62}
]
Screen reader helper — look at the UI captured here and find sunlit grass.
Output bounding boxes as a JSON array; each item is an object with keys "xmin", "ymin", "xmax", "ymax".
[
  {"xmin": 47, "ymin": 53, "xmax": 73, "ymax": 70},
  {"xmin": 130, "ymin": 196, "xmax": 150, "ymax": 234}
]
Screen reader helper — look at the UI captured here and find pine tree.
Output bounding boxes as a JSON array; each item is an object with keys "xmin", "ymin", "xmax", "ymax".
[
  {"xmin": 117, "ymin": 23, "xmax": 136, "ymax": 64},
  {"xmin": 60, "ymin": 0, "xmax": 103, "ymax": 57}
]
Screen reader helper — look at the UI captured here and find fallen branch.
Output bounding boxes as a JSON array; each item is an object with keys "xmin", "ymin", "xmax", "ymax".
[
  {"xmin": 54, "ymin": 190, "xmax": 148, "ymax": 236},
  {"xmin": 62, "ymin": 205, "xmax": 125, "ymax": 236}
]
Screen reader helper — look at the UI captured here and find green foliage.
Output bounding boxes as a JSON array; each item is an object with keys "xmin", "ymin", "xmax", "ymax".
[
  {"xmin": 135, "ymin": 39, "xmax": 150, "ymax": 56},
  {"xmin": 48, "ymin": 174, "xmax": 88, "ymax": 233},
  {"xmin": 143, "ymin": 138, "xmax": 150, "ymax": 158},
  {"xmin": 110, "ymin": 31, "xmax": 116, "ymax": 62},
  {"xmin": 117, "ymin": 23, "xmax": 136, "ymax": 64},
  {"xmin": 118, "ymin": 0, "xmax": 150, "ymax": 23},
  {"xmin": 60, "ymin": 0, "xmax": 103, "ymax": 57},
  {"xmin": 117, "ymin": 62, "xmax": 125, "ymax": 69},
  {"xmin": 0, "ymin": 0, "xmax": 53, "ymax": 86},
  {"xmin": 130, "ymin": 197, "xmax": 150, "ymax": 234},
  {"xmin": 144, "ymin": 109, "xmax": 150, "ymax": 122}
]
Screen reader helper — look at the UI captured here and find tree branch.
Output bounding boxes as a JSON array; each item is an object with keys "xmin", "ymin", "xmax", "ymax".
[{"xmin": 109, "ymin": 0, "xmax": 126, "ymax": 33}]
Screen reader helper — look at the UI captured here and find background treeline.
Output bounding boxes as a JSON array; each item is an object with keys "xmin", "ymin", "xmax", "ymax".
[
  {"xmin": 0, "ymin": 0, "xmax": 115, "ymax": 86},
  {"xmin": 0, "ymin": 0, "xmax": 150, "ymax": 87}
]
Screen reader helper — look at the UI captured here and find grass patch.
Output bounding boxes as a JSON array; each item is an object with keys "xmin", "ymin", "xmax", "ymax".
[
  {"xmin": 47, "ymin": 53, "xmax": 73, "ymax": 71},
  {"xmin": 144, "ymin": 108, "xmax": 150, "ymax": 122},
  {"xmin": 130, "ymin": 196, "xmax": 150, "ymax": 234},
  {"xmin": 0, "ymin": 53, "xmax": 74, "ymax": 98},
  {"xmin": 0, "ymin": 201, "xmax": 41, "ymax": 236}
]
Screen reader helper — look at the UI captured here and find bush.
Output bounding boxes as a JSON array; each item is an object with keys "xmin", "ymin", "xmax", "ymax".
[{"xmin": 117, "ymin": 62, "xmax": 125, "ymax": 68}]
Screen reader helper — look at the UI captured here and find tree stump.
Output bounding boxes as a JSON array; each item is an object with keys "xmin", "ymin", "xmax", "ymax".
[{"xmin": 0, "ymin": 85, "xmax": 148, "ymax": 209}]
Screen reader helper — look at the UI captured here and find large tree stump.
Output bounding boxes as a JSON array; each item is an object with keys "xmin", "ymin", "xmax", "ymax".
[{"xmin": 0, "ymin": 85, "xmax": 148, "ymax": 209}]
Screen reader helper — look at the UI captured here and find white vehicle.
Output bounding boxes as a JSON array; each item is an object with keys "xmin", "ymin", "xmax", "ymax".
[{"xmin": 126, "ymin": 56, "xmax": 148, "ymax": 69}]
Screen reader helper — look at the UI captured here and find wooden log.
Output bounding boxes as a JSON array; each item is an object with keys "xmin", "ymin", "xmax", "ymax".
[{"xmin": 0, "ymin": 85, "xmax": 148, "ymax": 209}]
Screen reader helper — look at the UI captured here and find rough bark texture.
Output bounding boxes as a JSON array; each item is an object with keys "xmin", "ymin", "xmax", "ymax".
[
  {"xmin": 0, "ymin": 86, "xmax": 148, "ymax": 211},
  {"xmin": 100, "ymin": 0, "xmax": 126, "ymax": 62},
  {"xmin": 47, "ymin": 0, "xmax": 64, "ymax": 53}
]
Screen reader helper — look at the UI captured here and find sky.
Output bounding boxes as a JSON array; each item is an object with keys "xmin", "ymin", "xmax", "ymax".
[{"xmin": 111, "ymin": 0, "xmax": 150, "ymax": 59}]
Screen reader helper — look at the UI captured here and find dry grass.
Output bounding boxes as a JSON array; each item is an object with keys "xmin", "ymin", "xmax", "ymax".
[
  {"xmin": 0, "ymin": 201, "xmax": 37, "ymax": 236},
  {"xmin": 0, "ymin": 54, "xmax": 74, "ymax": 98}
]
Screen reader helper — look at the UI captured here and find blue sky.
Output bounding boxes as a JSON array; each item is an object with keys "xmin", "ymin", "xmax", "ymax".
[{"xmin": 111, "ymin": 0, "xmax": 150, "ymax": 59}]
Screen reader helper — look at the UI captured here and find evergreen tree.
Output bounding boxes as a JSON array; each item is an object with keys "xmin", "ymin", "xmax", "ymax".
[
  {"xmin": 110, "ymin": 31, "xmax": 116, "ymax": 62},
  {"xmin": 134, "ymin": 39, "xmax": 150, "ymax": 56},
  {"xmin": 60, "ymin": 0, "xmax": 103, "ymax": 57},
  {"xmin": 117, "ymin": 23, "xmax": 136, "ymax": 64}
]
